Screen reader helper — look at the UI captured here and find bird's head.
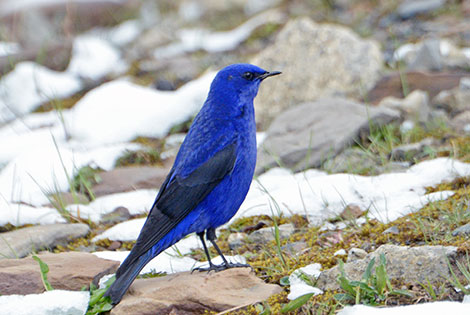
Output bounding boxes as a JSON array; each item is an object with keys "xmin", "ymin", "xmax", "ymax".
[{"xmin": 209, "ymin": 63, "xmax": 281, "ymax": 105}]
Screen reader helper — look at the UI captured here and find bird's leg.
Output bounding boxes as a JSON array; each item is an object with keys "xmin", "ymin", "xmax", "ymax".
[
  {"xmin": 206, "ymin": 228, "xmax": 252, "ymax": 270},
  {"xmin": 192, "ymin": 231, "xmax": 217, "ymax": 273}
]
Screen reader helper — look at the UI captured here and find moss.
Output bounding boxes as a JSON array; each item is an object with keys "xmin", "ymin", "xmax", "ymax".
[
  {"xmin": 35, "ymin": 91, "xmax": 86, "ymax": 113},
  {"xmin": 115, "ymin": 148, "xmax": 162, "ymax": 167}
]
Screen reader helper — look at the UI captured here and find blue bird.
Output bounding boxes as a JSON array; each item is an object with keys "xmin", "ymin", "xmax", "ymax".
[{"xmin": 104, "ymin": 63, "xmax": 281, "ymax": 305}]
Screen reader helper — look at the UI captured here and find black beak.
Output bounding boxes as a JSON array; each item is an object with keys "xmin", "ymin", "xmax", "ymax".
[{"xmin": 258, "ymin": 71, "xmax": 282, "ymax": 80}]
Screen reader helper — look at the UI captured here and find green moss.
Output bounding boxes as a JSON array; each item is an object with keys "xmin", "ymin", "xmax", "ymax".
[{"xmin": 115, "ymin": 148, "xmax": 162, "ymax": 167}]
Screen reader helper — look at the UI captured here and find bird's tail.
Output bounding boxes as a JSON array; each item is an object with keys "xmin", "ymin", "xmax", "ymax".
[{"xmin": 104, "ymin": 251, "xmax": 154, "ymax": 305}]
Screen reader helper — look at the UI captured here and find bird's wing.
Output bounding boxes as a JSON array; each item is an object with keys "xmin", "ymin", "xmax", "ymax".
[{"xmin": 119, "ymin": 140, "xmax": 238, "ymax": 272}]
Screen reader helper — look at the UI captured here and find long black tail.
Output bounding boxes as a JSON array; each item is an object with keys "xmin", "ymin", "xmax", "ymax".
[{"xmin": 104, "ymin": 252, "xmax": 153, "ymax": 305}]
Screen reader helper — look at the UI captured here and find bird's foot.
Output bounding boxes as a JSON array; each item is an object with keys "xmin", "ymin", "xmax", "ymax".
[{"xmin": 192, "ymin": 262, "xmax": 253, "ymax": 273}]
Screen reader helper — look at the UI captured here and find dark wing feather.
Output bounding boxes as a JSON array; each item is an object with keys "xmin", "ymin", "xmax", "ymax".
[{"xmin": 117, "ymin": 141, "xmax": 237, "ymax": 275}]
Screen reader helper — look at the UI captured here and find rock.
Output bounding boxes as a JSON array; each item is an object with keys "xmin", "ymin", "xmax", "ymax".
[
  {"xmin": 461, "ymin": 78, "xmax": 470, "ymax": 90},
  {"xmin": 100, "ymin": 207, "xmax": 132, "ymax": 225},
  {"xmin": 379, "ymin": 90, "xmax": 431, "ymax": 123},
  {"xmin": 47, "ymin": 192, "xmax": 89, "ymax": 207},
  {"xmin": 0, "ymin": 252, "xmax": 119, "ymax": 295},
  {"xmin": 346, "ymin": 248, "xmax": 368, "ymax": 263},
  {"xmin": 92, "ymin": 166, "xmax": 169, "ymax": 197},
  {"xmin": 340, "ymin": 204, "xmax": 365, "ymax": 221},
  {"xmin": 390, "ymin": 138, "xmax": 435, "ymax": 161},
  {"xmin": 282, "ymin": 241, "xmax": 309, "ymax": 256},
  {"xmin": 451, "ymin": 111, "xmax": 470, "ymax": 133},
  {"xmin": 0, "ymin": 1, "xmax": 139, "ymax": 46},
  {"xmin": 247, "ymin": 224, "xmax": 295, "ymax": 243},
  {"xmin": 323, "ymin": 148, "xmax": 384, "ymax": 175},
  {"xmin": 0, "ymin": 224, "xmax": 90, "ymax": 259},
  {"xmin": 368, "ymin": 72, "xmax": 467, "ymax": 105},
  {"xmin": 408, "ymin": 38, "xmax": 443, "ymax": 71},
  {"xmin": 251, "ymin": 17, "xmax": 383, "ymax": 128},
  {"xmin": 111, "ymin": 268, "xmax": 282, "ymax": 315},
  {"xmin": 256, "ymin": 98, "xmax": 400, "ymax": 174},
  {"xmin": 317, "ymin": 244, "xmax": 457, "ymax": 291},
  {"xmin": 397, "ymin": 0, "xmax": 446, "ymax": 19},
  {"xmin": 433, "ymin": 79, "xmax": 470, "ymax": 116},
  {"xmin": 383, "ymin": 226, "xmax": 400, "ymax": 235},
  {"xmin": 228, "ymin": 232, "xmax": 247, "ymax": 250},
  {"xmin": 452, "ymin": 223, "xmax": 470, "ymax": 236}
]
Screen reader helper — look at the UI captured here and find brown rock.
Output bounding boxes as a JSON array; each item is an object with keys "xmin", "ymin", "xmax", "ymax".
[
  {"xmin": 340, "ymin": 204, "xmax": 365, "ymax": 221},
  {"xmin": 368, "ymin": 71, "xmax": 467, "ymax": 104},
  {"xmin": 111, "ymin": 268, "xmax": 282, "ymax": 315},
  {"xmin": 0, "ymin": 252, "xmax": 119, "ymax": 295},
  {"xmin": 48, "ymin": 192, "xmax": 89, "ymax": 207},
  {"xmin": 92, "ymin": 166, "xmax": 169, "ymax": 197}
]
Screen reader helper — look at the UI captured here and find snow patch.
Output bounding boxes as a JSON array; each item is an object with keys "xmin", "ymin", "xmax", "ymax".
[
  {"xmin": 237, "ymin": 158, "xmax": 468, "ymax": 224},
  {"xmin": 65, "ymin": 72, "xmax": 215, "ymax": 145},
  {"xmin": 67, "ymin": 34, "xmax": 127, "ymax": 81},
  {"xmin": 0, "ymin": 290, "xmax": 89, "ymax": 315},
  {"xmin": 288, "ymin": 263, "xmax": 323, "ymax": 300},
  {"xmin": 0, "ymin": 62, "xmax": 82, "ymax": 124},
  {"xmin": 338, "ymin": 301, "xmax": 470, "ymax": 315}
]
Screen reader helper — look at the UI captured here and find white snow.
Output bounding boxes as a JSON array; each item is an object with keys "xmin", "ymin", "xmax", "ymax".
[
  {"xmin": 287, "ymin": 263, "xmax": 323, "ymax": 300},
  {"xmin": 94, "ymin": 248, "xmax": 245, "ymax": 275},
  {"xmin": 65, "ymin": 72, "xmax": 215, "ymax": 145},
  {"xmin": 92, "ymin": 220, "xmax": 205, "ymax": 253},
  {"xmin": 154, "ymin": 10, "xmax": 283, "ymax": 58},
  {"xmin": 334, "ymin": 249, "xmax": 347, "ymax": 256},
  {"xmin": 0, "ymin": 41, "xmax": 20, "ymax": 56},
  {"xmin": 237, "ymin": 158, "xmax": 469, "ymax": 224},
  {"xmin": 0, "ymin": 141, "xmax": 140, "ymax": 205},
  {"xmin": 0, "ymin": 62, "xmax": 82, "ymax": 124},
  {"xmin": 0, "ymin": 290, "xmax": 89, "ymax": 315},
  {"xmin": 338, "ymin": 301, "xmax": 470, "ymax": 315},
  {"xmin": 67, "ymin": 34, "xmax": 127, "ymax": 81},
  {"xmin": 67, "ymin": 189, "xmax": 157, "ymax": 222},
  {"xmin": 0, "ymin": 199, "xmax": 65, "ymax": 226},
  {"xmin": 92, "ymin": 218, "xmax": 145, "ymax": 241}
]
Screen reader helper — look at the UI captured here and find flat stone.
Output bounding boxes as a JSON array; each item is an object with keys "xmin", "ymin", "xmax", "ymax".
[
  {"xmin": 383, "ymin": 226, "xmax": 400, "ymax": 235},
  {"xmin": 408, "ymin": 38, "xmax": 443, "ymax": 71},
  {"xmin": 340, "ymin": 204, "xmax": 365, "ymax": 221},
  {"xmin": 451, "ymin": 111, "xmax": 470, "ymax": 134},
  {"xmin": 247, "ymin": 224, "xmax": 295, "ymax": 243},
  {"xmin": 100, "ymin": 207, "xmax": 132, "ymax": 225},
  {"xmin": 317, "ymin": 244, "xmax": 457, "ymax": 291},
  {"xmin": 379, "ymin": 90, "xmax": 431, "ymax": 123},
  {"xmin": 368, "ymin": 72, "xmax": 467, "ymax": 105},
  {"xmin": 111, "ymin": 268, "xmax": 282, "ymax": 315},
  {"xmin": 452, "ymin": 223, "xmax": 470, "ymax": 236},
  {"xmin": 397, "ymin": 0, "xmax": 446, "ymax": 19},
  {"xmin": 92, "ymin": 166, "xmax": 169, "ymax": 197},
  {"xmin": 47, "ymin": 192, "xmax": 89, "ymax": 207},
  {"xmin": 251, "ymin": 17, "xmax": 383, "ymax": 128},
  {"xmin": 228, "ymin": 232, "xmax": 247, "ymax": 250},
  {"xmin": 0, "ymin": 252, "xmax": 119, "ymax": 295},
  {"xmin": 0, "ymin": 224, "xmax": 90, "ymax": 259},
  {"xmin": 256, "ymin": 98, "xmax": 400, "ymax": 174},
  {"xmin": 323, "ymin": 148, "xmax": 384, "ymax": 175},
  {"xmin": 390, "ymin": 138, "xmax": 435, "ymax": 161}
]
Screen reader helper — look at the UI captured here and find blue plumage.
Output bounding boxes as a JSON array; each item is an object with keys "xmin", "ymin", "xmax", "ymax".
[{"xmin": 104, "ymin": 63, "xmax": 281, "ymax": 305}]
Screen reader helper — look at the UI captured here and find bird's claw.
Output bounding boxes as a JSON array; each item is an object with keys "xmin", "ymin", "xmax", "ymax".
[{"xmin": 191, "ymin": 262, "xmax": 252, "ymax": 273}]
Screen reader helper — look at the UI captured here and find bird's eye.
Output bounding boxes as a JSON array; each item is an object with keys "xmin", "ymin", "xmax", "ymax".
[{"xmin": 242, "ymin": 72, "xmax": 254, "ymax": 81}]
